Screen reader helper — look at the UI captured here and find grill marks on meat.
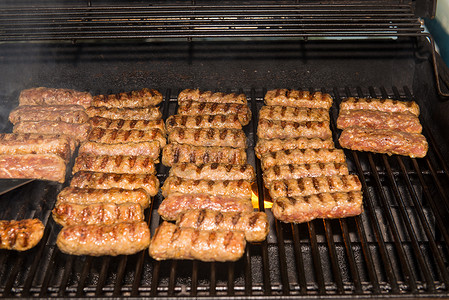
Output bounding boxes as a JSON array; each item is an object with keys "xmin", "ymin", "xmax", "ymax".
[
  {"xmin": 340, "ymin": 97, "xmax": 420, "ymax": 116},
  {"xmin": 169, "ymin": 163, "xmax": 255, "ymax": 181},
  {"xmin": 162, "ymin": 143, "xmax": 247, "ymax": 166},
  {"xmin": 339, "ymin": 127, "xmax": 428, "ymax": 158},
  {"xmin": 257, "ymin": 119, "xmax": 332, "ymax": 140},
  {"xmin": 71, "ymin": 171, "xmax": 159, "ymax": 196},
  {"xmin": 337, "ymin": 109, "xmax": 422, "ymax": 133},
  {"xmin": 264, "ymin": 89, "xmax": 333, "ymax": 109},
  {"xmin": 19, "ymin": 87, "xmax": 92, "ymax": 108},
  {"xmin": 92, "ymin": 88, "xmax": 162, "ymax": 108},
  {"xmin": 158, "ymin": 193, "xmax": 253, "ymax": 221},
  {"xmin": 86, "ymin": 106, "xmax": 162, "ymax": 121},
  {"xmin": 79, "ymin": 141, "xmax": 160, "ymax": 159},
  {"xmin": 168, "ymin": 128, "xmax": 247, "ymax": 148},
  {"xmin": 176, "ymin": 209, "xmax": 269, "ymax": 242},
  {"xmin": 149, "ymin": 221, "xmax": 246, "ymax": 262},
  {"xmin": 269, "ymin": 175, "xmax": 362, "ymax": 199},
  {"xmin": 162, "ymin": 176, "xmax": 252, "ymax": 199},
  {"xmin": 52, "ymin": 202, "xmax": 144, "ymax": 227},
  {"xmin": 87, "ymin": 127, "xmax": 166, "ymax": 148},
  {"xmin": 9, "ymin": 105, "xmax": 89, "ymax": 124},
  {"xmin": 255, "ymin": 137, "xmax": 334, "ymax": 159},
  {"xmin": 56, "ymin": 187, "xmax": 150, "ymax": 209},
  {"xmin": 166, "ymin": 114, "xmax": 242, "ymax": 132},
  {"xmin": 0, "ymin": 219, "xmax": 44, "ymax": 251},
  {"xmin": 272, "ymin": 191, "xmax": 363, "ymax": 223},
  {"xmin": 263, "ymin": 162, "xmax": 349, "ymax": 187},
  {"xmin": 89, "ymin": 116, "xmax": 166, "ymax": 133},
  {"xmin": 259, "ymin": 106, "xmax": 330, "ymax": 122},
  {"xmin": 177, "ymin": 101, "xmax": 251, "ymax": 126},
  {"xmin": 57, "ymin": 221, "xmax": 150, "ymax": 256},
  {"xmin": 178, "ymin": 89, "xmax": 247, "ymax": 105},
  {"xmin": 73, "ymin": 154, "xmax": 156, "ymax": 175},
  {"xmin": 13, "ymin": 121, "xmax": 91, "ymax": 142}
]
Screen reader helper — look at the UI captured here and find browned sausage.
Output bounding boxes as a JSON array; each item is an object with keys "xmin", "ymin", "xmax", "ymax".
[
  {"xmin": 19, "ymin": 87, "xmax": 92, "ymax": 108},
  {"xmin": 86, "ymin": 106, "xmax": 162, "ymax": 120},
  {"xmin": 92, "ymin": 88, "xmax": 162, "ymax": 108},
  {"xmin": 255, "ymin": 137, "xmax": 334, "ymax": 159},
  {"xmin": 87, "ymin": 128, "xmax": 166, "ymax": 148},
  {"xmin": 169, "ymin": 163, "xmax": 255, "ymax": 181},
  {"xmin": 257, "ymin": 119, "xmax": 332, "ymax": 140},
  {"xmin": 73, "ymin": 154, "xmax": 157, "ymax": 175},
  {"xmin": 166, "ymin": 114, "xmax": 242, "ymax": 132},
  {"xmin": 78, "ymin": 141, "xmax": 160, "ymax": 159},
  {"xmin": 89, "ymin": 116, "xmax": 166, "ymax": 133},
  {"xmin": 168, "ymin": 128, "xmax": 246, "ymax": 148},
  {"xmin": 177, "ymin": 101, "xmax": 251, "ymax": 126},
  {"xmin": 259, "ymin": 105, "xmax": 329, "ymax": 122},
  {"xmin": 0, "ymin": 219, "xmax": 44, "ymax": 251},
  {"xmin": 9, "ymin": 105, "xmax": 88, "ymax": 124},
  {"xmin": 340, "ymin": 97, "xmax": 420, "ymax": 116},
  {"xmin": 264, "ymin": 89, "xmax": 333, "ymax": 109},
  {"xmin": 178, "ymin": 89, "xmax": 247, "ymax": 105},
  {"xmin": 13, "ymin": 121, "xmax": 91, "ymax": 142}
]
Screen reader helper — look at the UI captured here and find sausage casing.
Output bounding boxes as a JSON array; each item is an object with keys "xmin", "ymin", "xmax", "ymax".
[
  {"xmin": 340, "ymin": 97, "xmax": 420, "ymax": 116},
  {"xmin": 178, "ymin": 89, "xmax": 247, "ymax": 105},
  {"xmin": 92, "ymin": 88, "xmax": 162, "ymax": 108},
  {"xmin": 73, "ymin": 154, "xmax": 156, "ymax": 175},
  {"xmin": 166, "ymin": 114, "xmax": 242, "ymax": 132},
  {"xmin": 86, "ymin": 106, "xmax": 162, "ymax": 120},
  {"xmin": 0, "ymin": 219, "xmax": 44, "ymax": 251},
  {"xmin": 255, "ymin": 137, "xmax": 334, "ymax": 159},
  {"xmin": 19, "ymin": 87, "xmax": 92, "ymax": 108},
  {"xmin": 87, "ymin": 128, "xmax": 166, "ymax": 148},
  {"xmin": 89, "ymin": 116, "xmax": 166, "ymax": 133},
  {"xmin": 257, "ymin": 119, "xmax": 332, "ymax": 140},
  {"xmin": 169, "ymin": 163, "xmax": 255, "ymax": 181},
  {"xmin": 264, "ymin": 89, "xmax": 333, "ymax": 109},
  {"xmin": 259, "ymin": 106, "xmax": 329, "ymax": 122},
  {"xmin": 168, "ymin": 128, "xmax": 246, "ymax": 148},
  {"xmin": 79, "ymin": 141, "xmax": 160, "ymax": 159},
  {"xmin": 177, "ymin": 101, "xmax": 251, "ymax": 126}
]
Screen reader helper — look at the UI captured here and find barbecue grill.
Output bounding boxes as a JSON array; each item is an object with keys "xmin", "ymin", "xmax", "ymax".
[{"xmin": 0, "ymin": 0, "xmax": 449, "ymax": 298}]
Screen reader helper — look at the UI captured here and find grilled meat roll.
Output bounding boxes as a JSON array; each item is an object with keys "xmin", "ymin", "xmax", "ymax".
[
  {"xmin": 178, "ymin": 89, "xmax": 247, "ymax": 105},
  {"xmin": 87, "ymin": 128, "xmax": 166, "ymax": 148},
  {"xmin": 168, "ymin": 128, "xmax": 247, "ymax": 148},
  {"xmin": 340, "ymin": 97, "xmax": 420, "ymax": 116},
  {"xmin": 176, "ymin": 210, "xmax": 268, "ymax": 242},
  {"xmin": 162, "ymin": 143, "xmax": 247, "ymax": 166},
  {"xmin": 162, "ymin": 176, "xmax": 253, "ymax": 199},
  {"xmin": 165, "ymin": 114, "xmax": 242, "ymax": 132},
  {"xmin": 336, "ymin": 109, "xmax": 422, "ymax": 133},
  {"xmin": 52, "ymin": 202, "xmax": 144, "ymax": 227},
  {"xmin": 9, "ymin": 105, "xmax": 89, "ymax": 124},
  {"xmin": 177, "ymin": 101, "xmax": 251, "ymax": 126},
  {"xmin": 264, "ymin": 89, "xmax": 333, "ymax": 109},
  {"xmin": 56, "ymin": 221, "xmax": 150, "ymax": 256},
  {"xmin": 79, "ymin": 141, "xmax": 160, "ymax": 159},
  {"xmin": 269, "ymin": 175, "xmax": 362, "ymax": 199},
  {"xmin": 0, "ymin": 154, "xmax": 66, "ymax": 182},
  {"xmin": 89, "ymin": 117, "xmax": 166, "ymax": 133},
  {"xmin": 71, "ymin": 171, "xmax": 159, "ymax": 196},
  {"xmin": 259, "ymin": 106, "xmax": 330, "ymax": 122},
  {"xmin": 263, "ymin": 162, "xmax": 349, "ymax": 187},
  {"xmin": 86, "ymin": 106, "xmax": 162, "ymax": 120},
  {"xmin": 255, "ymin": 137, "xmax": 334, "ymax": 159},
  {"xmin": 339, "ymin": 127, "xmax": 428, "ymax": 158},
  {"xmin": 92, "ymin": 88, "xmax": 162, "ymax": 108},
  {"xmin": 73, "ymin": 154, "xmax": 156, "ymax": 175},
  {"xmin": 272, "ymin": 191, "xmax": 363, "ymax": 223},
  {"xmin": 19, "ymin": 87, "xmax": 92, "ymax": 108},
  {"xmin": 158, "ymin": 193, "xmax": 253, "ymax": 221},
  {"xmin": 0, "ymin": 219, "xmax": 44, "ymax": 251},
  {"xmin": 169, "ymin": 163, "xmax": 255, "ymax": 181},
  {"xmin": 260, "ymin": 148, "xmax": 346, "ymax": 170},
  {"xmin": 13, "ymin": 121, "xmax": 91, "ymax": 142},
  {"xmin": 56, "ymin": 187, "xmax": 150, "ymax": 209},
  {"xmin": 257, "ymin": 119, "xmax": 332, "ymax": 140},
  {"xmin": 149, "ymin": 221, "xmax": 246, "ymax": 262}
]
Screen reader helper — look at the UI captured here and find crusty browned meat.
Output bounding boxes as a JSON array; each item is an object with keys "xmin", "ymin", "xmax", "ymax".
[
  {"xmin": 13, "ymin": 121, "xmax": 91, "ymax": 142},
  {"xmin": 56, "ymin": 221, "xmax": 150, "ymax": 256},
  {"xmin": 178, "ymin": 89, "xmax": 247, "ymax": 105},
  {"xmin": 52, "ymin": 202, "xmax": 144, "ymax": 227},
  {"xmin": 264, "ymin": 89, "xmax": 333, "ymax": 109},
  {"xmin": 176, "ymin": 209, "xmax": 268, "ymax": 242},
  {"xmin": 165, "ymin": 114, "xmax": 242, "ymax": 132},
  {"xmin": 78, "ymin": 141, "xmax": 160, "ymax": 159},
  {"xmin": 177, "ymin": 101, "xmax": 251, "ymax": 126},
  {"xmin": 158, "ymin": 193, "xmax": 253, "ymax": 221},
  {"xmin": 86, "ymin": 106, "xmax": 162, "ymax": 120},
  {"xmin": 255, "ymin": 137, "xmax": 334, "ymax": 159},
  {"xmin": 56, "ymin": 187, "xmax": 150, "ymax": 209},
  {"xmin": 272, "ymin": 191, "xmax": 363, "ymax": 223},
  {"xmin": 168, "ymin": 128, "xmax": 246, "ymax": 148},
  {"xmin": 89, "ymin": 116, "xmax": 166, "ymax": 133},
  {"xmin": 169, "ymin": 163, "xmax": 255, "ymax": 181},
  {"xmin": 162, "ymin": 143, "xmax": 247, "ymax": 166},
  {"xmin": 73, "ymin": 154, "xmax": 156, "ymax": 175},
  {"xmin": 9, "ymin": 105, "xmax": 88, "ymax": 124},
  {"xmin": 257, "ymin": 119, "xmax": 332, "ymax": 140},
  {"xmin": 339, "ymin": 127, "xmax": 428, "ymax": 158},
  {"xmin": 92, "ymin": 88, "xmax": 162, "ymax": 108},
  {"xmin": 162, "ymin": 176, "xmax": 253, "ymax": 199},
  {"xmin": 259, "ymin": 106, "xmax": 329, "ymax": 122},
  {"xmin": 0, "ymin": 154, "xmax": 66, "ymax": 182},
  {"xmin": 340, "ymin": 97, "xmax": 420, "ymax": 116},
  {"xmin": 19, "ymin": 87, "xmax": 92, "ymax": 108},
  {"xmin": 269, "ymin": 175, "xmax": 362, "ymax": 199},
  {"xmin": 0, "ymin": 219, "xmax": 44, "ymax": 251},
  {"xmin": 149, "ymin": 221, "xmax": 246, "ymax": 262},
  {"xmin": 87, "ymin": 128, "xmax": 166, "ymax": 148},
  {"xmin": 263, "ymin": 162, "xmax": 349, "ymax": 187},
  {"xmin": 337, "ymin": 109, "xmax": 422, "ymax": 133},
  {"xmin": 260, "ymin": 148, "xmax": 346, "ymax": 170},
  {"xmin": 0, "ymin": 133, "xmax": 72, "ymax": 162},
  {"xmin": 71, "ymin": 171, "xmax": 159, "ymax": 196}
]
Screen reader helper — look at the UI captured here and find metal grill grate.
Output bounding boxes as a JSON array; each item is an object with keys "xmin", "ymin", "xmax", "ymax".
[{"xmin": 0, "ymin": 86, "xmax": 447, "ymax": 298}]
